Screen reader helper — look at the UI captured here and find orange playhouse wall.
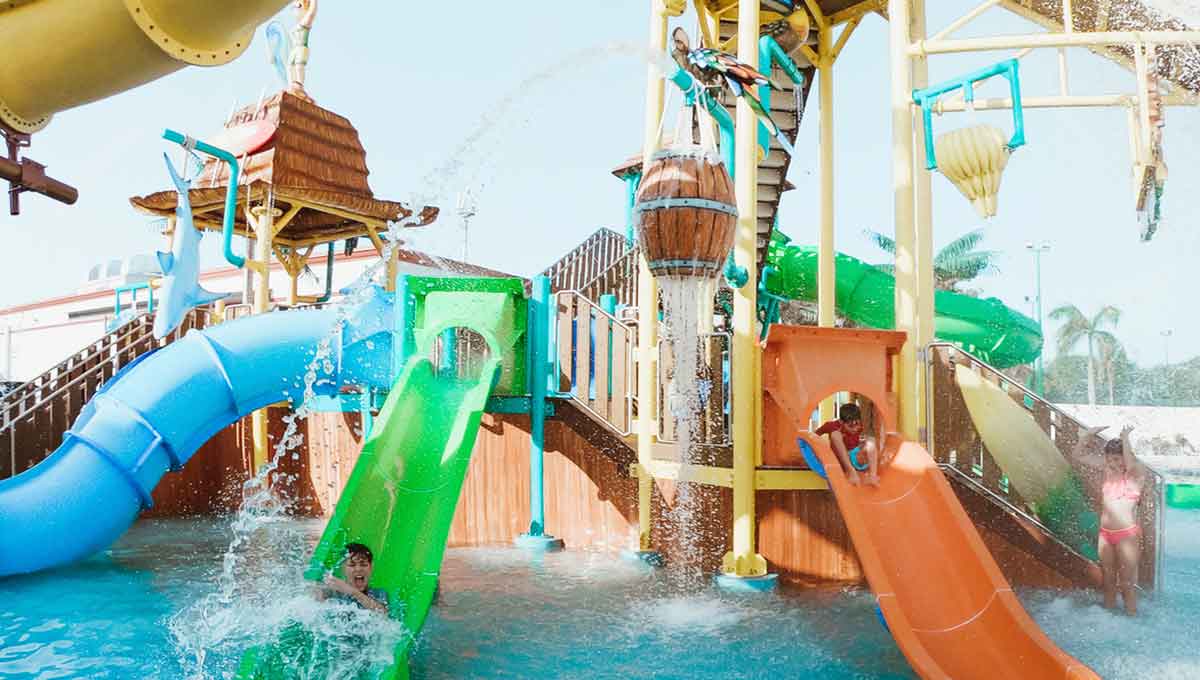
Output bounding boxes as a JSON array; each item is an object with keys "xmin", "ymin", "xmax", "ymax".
[{"xmin": 143, "ymin": 406, "xmax": 1077, "ymax": 589}]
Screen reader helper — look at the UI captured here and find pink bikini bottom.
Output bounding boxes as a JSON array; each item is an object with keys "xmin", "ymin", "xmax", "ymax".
[{"xmin": 1099, "ymin": 525, "xmax": 1139, "ymax": 546}]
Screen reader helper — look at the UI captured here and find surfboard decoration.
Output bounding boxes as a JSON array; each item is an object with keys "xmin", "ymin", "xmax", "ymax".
[
  {"xmin": 954, "ymin": 364, "xmax": 1099, "ymax": 559},
  {"xmin": 205, "ymin": 119, "xmax": 277, "ymax": 158}
]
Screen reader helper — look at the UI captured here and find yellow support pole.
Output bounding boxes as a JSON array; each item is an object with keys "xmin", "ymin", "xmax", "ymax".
[
  {"xmin": 912, "ymin": 0, "xmax": 934, "ymax": 443},
  {"xmin": 635, "ymin": 0, "xmax": 669, "ymax": 554},
  {"xmin": 249, "ymin": 203, "xmax": 280, "ymax": 472},
  {"xmin": 817, "ymin": 20, "xmax": 837, "ymax": 424},
  {"xmin": 722, "ymin": 0, "xmax": 769, "ymax": 581},
  {"xmin": 889, "ymin": 0, "xmax": 919, "ymax": 440}
]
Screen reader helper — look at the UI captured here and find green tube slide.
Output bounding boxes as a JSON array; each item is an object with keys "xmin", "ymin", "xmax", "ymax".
[
  {"xmin": 237, "ymin": 355, "xmax": 501, "ymax": 680},
  {"xmin": 763, "ymin": 231, "xmax": 1042, "ymax": 368}
]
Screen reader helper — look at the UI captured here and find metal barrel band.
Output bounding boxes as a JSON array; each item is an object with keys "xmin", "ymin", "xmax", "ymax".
[
  {"xmin": 650, "ymin": 147, "xmax": 726, "ymax": 165},
  {"xmin": 633, "ymin": 197, "xmax": 739, "ymax": 217},
  {"xmin": 648, "ymin": 259, "xmax": 724, "ymax": 273}
]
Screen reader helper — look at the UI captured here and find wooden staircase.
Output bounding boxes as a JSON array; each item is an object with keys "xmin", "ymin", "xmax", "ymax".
[
  {"xmin": 714, "ymin": 18, "xmax": 816, "ymax": 268},
  {"xmin": 0, "ymin": 310, "xmax": 208, "ymax": 480}
]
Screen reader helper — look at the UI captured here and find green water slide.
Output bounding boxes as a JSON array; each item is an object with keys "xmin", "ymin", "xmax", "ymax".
[
  {"xmin": 762, "ymin": 231, "xmax": 1042, "ymax": 368},
  {"xmin": 238, "ymin": 278, "xmax": 527, "ymax": 680},
  {"xmin": 237, "ymin": 356, "xmax": 499, "ymax": 680}
]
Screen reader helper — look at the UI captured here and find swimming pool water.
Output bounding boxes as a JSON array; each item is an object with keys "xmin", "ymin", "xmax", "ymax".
[{"xmin": 2, "ymin": 508, "xmax": 1198, "ymax": 679}]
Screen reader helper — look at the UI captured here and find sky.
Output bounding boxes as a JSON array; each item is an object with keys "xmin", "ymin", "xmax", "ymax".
[{"xmin": 2, "ymin": 1, "xmax": 1197, "ymax": 367}]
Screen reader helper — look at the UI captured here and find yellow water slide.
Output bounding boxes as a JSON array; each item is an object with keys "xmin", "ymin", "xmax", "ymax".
[{"xmin": 0, "ymin": 0, "xmax": 289, "ymax": 133}]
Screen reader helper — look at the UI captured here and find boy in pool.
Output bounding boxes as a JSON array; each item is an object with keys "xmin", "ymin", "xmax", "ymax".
[
  {"xmin": 314, "ymin": 543, "xmax": 389, "ymax": 614},
  {"xmin": 815, "ymin": 403, "xmax": 883, "ymax": 486}
]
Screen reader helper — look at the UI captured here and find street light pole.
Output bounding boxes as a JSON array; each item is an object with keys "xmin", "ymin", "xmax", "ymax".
[{"xmin": 1026, "ymin": 242, "xmax": 1051, "ymax": 395}]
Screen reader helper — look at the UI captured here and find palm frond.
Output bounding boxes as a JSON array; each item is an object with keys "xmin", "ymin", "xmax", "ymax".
[
  {"xmin": 1091, "ymin": 305, "xmax": 1122, "ymax": 330},
  {"xmin": 933, "ymin": 228, "xmax": 986, "ymax": 263},
  {"xmin": 935, "ymin": 251, "xmax": 1001, "ymax": 282},
  {"xmin": 863, "ymin": 229, "xmax": 896, "ymax": 255},
  {"xmin": 1049, "ymin": 304, "xmax": 1089, "ymax": 355}
]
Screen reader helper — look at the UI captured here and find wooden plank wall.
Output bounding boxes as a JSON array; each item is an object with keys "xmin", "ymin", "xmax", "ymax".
[{"xmin": 134, "ymin": 400, "xmax": 1093, "ymax": 590}]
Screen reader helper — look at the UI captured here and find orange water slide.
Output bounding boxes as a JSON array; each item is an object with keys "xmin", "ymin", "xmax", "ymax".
[{"xmin": 763, "ymin": 326, "xmax": 1098, "ymax": 680}]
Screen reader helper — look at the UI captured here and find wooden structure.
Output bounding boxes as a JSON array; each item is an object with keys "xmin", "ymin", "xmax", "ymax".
[
  {"xmin": 634, "ymin": 148, "xmax": 737, "ymax": 278},
  {"xmin": 130, "ymin": 91, "xmax": 439, "ymax": 305},
  {"xmin": 129, "ymin": 90, "xmax": 439, "ymax": 471}
]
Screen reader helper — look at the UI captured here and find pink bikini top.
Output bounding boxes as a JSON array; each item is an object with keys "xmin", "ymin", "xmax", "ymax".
[{"xmin": 1102, "ymin": 475, "xmax": 1142, "ymax": 502}]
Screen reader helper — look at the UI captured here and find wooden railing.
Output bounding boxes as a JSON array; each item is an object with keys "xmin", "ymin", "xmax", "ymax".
[
  {"xmin": 927, "ymin": 343, "xmax": 1164, "ymax": 589},
  {"xmin": 0, "ymin": 309, "xmax": 208, "ymax": 480},
  {"xmin": 553, "ymin": 291, "xmax": 635, "ymax": 436},
  {"xmin": 578, "ymin": 246, "xmax": 639, "ymax": 308},
  {"xmin": 540, "ymin": 228, "xmax": 630, "ymax": 295}
]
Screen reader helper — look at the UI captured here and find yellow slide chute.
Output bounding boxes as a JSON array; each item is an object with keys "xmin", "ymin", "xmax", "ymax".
[{"xmin": 0, "ymin": 0, "xmax": 289, "ymax": 133}]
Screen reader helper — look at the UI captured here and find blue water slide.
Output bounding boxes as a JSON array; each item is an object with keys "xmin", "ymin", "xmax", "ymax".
[{"xmin": 0, "ymin": 290, "xmax": 396, "ymax": 578}]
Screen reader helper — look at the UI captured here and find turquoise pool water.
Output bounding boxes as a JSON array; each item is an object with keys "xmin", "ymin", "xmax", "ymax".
[{"xmin": 2, "ymin": 508, "xmax": 1198, "ymax": 679}]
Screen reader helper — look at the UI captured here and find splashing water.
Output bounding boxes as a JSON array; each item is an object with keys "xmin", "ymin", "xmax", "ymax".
[
  {"xmin": 403, "ymin": 41, "xmax": 662, "ymax": 262},
  {"xmin": 167, "ymin": 37, "xmax": 685, "ymax": 672},
  {"xmin": 168, "ymin": 211, "xmax": 427, "ymax": 678},
  {"xmin": 657, "ymin": 276, "xmax": 720, "ymax": 584}
]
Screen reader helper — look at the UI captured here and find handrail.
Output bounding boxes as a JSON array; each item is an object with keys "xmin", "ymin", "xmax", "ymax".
[
  {"xmin": 939, "ymin": 463, "xmax": 1095, "ymax": 565},
  {"xmin": 552, "ymin": 290, "xmax": 635, "ymax": 437},
  {"xmin": 0, "ymin": 315, "xmax": 156, "ymax": 409},
  {"xmin": 926, "ymin": 341, "xmax": 1165, "ymax": 589},
  {"xmin": 925, "ymin": 342, "xmax": 1165, "ymax": 487},
  {"xmin": 1, "ymin": 310, "xmax": 204, "ymax": 427}
]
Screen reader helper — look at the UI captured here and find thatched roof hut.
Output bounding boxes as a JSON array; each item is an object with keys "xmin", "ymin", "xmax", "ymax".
[{"xmin": 130, "ymin": 90, "xmax": 437, "ymax": 249}]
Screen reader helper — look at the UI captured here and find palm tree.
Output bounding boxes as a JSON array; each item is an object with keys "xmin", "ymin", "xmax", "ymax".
[
  {"xmin": 865, "ymin": 227, "xmax": 1001, "ymax": 292},
  {"xmin": 1095, "ymin": 333, "xmax": 1126, "ymax": 405},
  {"xmin": 1048, "ymin": 304, "xmax": 1122, "ymax": 405}
]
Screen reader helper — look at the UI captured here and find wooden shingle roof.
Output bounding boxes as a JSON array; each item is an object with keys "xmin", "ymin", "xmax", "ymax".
[{"xmin": 130, "ymin": 91, "xmax": 438, "ymax": 247}]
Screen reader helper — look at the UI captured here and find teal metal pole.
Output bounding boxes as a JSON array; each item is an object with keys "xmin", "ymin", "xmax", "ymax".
[
  {"xmin": 440, "ymin": 327, "xmax": 458, "ymax": 378},
  {"xmin": 162, "ymin": 129, "xmax": 244, "ymax": 268},
  {"xmin": 528, "ymin": 275, "xmax": 549, "ymax": 536},
  {"xmin": 623, "ymin": 172, "xmax": 641, "ymax": 245},
  {"xmin": 516, "ymin": 275, "xmax": 563, "ymax": 550},
  {"xmin": 393, "ymin": 274, "xmax": 416, "ymax": 382},
  {"xmin": 601, "ymin": 294, "xmax": 616, "ymax": 403}
]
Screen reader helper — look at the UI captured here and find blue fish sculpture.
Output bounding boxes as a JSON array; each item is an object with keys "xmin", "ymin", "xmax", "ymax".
[{"xmin": 153, "ymin": 154, "xmax": 230, "ymax": 339}]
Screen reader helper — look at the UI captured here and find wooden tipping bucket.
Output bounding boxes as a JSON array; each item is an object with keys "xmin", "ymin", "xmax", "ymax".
[{"xmin": 634, "ymin": 146, "xmax": 737, "ymax": 278}]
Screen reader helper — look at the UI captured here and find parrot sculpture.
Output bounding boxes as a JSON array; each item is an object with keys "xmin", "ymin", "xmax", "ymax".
[{"xmin": 670, "ymin": 27, "xmax": 796, "ymax": 157}]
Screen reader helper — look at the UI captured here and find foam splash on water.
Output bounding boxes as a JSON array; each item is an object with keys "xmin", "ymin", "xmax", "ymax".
[{"xmin": 168, "ymin": 212, "xmax": 427, "ymax": 678}]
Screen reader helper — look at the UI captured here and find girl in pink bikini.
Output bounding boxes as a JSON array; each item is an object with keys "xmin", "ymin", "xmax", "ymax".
[{"xmin": 1073, "ymin": 424, "xmax": 1145, "ymax": 615}]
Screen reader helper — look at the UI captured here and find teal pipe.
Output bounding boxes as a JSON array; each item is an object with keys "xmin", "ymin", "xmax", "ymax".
[
  {"xmin": 666, "ymin": 63, "xmax": 736, "ymax": 174},
  {"xmin": 758, "ymin": 35, "xmax": 806, "ymax": 159},
  {"xmin": 162, "ymin": 129, "xmax": 244, "ymax": 268},
  {"xmin": 313, "ymin": 242, "xmax": 335, "ymax": 304},
  {"xmin": 440, "ymin": 327, "xmax": 458, "ymax": 379},
  {"xmin": 911, "ymin": 58, "xmax": 1025, "ymax": 170},
  {"xmin": 393, "ymin": 274, "xmax": 416, "ymax": 382},
  {"xmin": 623, "ymin": 171, "xmax": 641, "ymax": 246},
  {"xmin": 600, "ymin": 294, "xmax": 616, "ymax": 401},
  {"xmin": 113, "ymin": 282, "xmax": 154, "ymax": 315},
  {"xmin": 528, "ymin": 276, "xmax": 550, "ymax": 537}
]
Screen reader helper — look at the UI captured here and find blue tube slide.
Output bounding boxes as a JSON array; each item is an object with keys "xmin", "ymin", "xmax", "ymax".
[{"xmin": 0, "ymin": 289, "xmax": 397, "ymax": 577}]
